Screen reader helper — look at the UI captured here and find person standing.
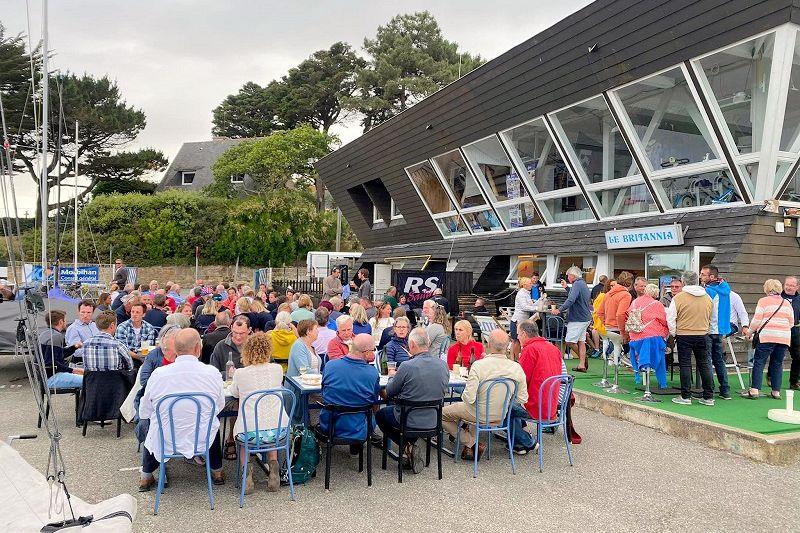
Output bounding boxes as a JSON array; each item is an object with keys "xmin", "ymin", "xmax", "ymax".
[
  {"xmin": 351, "ymin": 268, "xmax": 372, "ymax": 301},
  {"xmin": 744, "ymin": 279, "xmax": 794, "ymax": 399},
  {"xmin": 322, "ymin": 267, "xmax": 343, "ymax": 301},
  {"xmin": 510, "ymin": 277, "xmax": 538, "ymax": 359},
  {"xmin": 553, "ymin": 266, "xmax": 592, "ymax": 372},
  {"xmin": 667, "ymin": 271, "xmax": 715, "ymax": 406},
  {"xmin": 113, "ymin": 258, "xmax": 130, "ymax": 288},
  {"xmin": 700, "ymin": 264, "xmax": 733, "ymax": 400},
  {"xmin": 660, "ymin": 276, "xmax": 683, "ymax": 307},
  {"xmin": 781, "ymin": 276, "xmax": 800, "ymax": 390},
  {"xmin": 376, "ymin": 327, "xmax": 449, "ymax": 474}
]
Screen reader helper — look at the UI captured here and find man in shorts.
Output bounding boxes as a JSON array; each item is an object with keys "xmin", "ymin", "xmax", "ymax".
[{"xmin": 553, "ymin": 266, "xmax": 592, "ymax": 372}]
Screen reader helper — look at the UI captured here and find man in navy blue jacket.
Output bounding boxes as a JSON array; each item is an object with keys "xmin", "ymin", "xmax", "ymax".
[
  {"xmin": 553, "ymin": 266, "xmax": 592, "ymax": 372},
  {"xmin": 319, "ymin": 333, "xmax": 380, "ymax": 455}
]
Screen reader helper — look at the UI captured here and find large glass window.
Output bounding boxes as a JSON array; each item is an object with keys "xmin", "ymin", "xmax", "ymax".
[
  {"xmin": 432, "ymin": 150, "xmax": 487, "ymax": 210},
  {"xmin": 781, "ymin": 31, "xmax": 800, "ymax": 153},
  {"xmin": 696, "ymin": 33, "xmax": 774, "ymax": 156},
  {"xmin": 434, "ymin": 215, "xmax": 470, "ymax": 238},
  {"xmin": 406, "ymin": 161, "xmax": 455, "ymax": 215},
  {"xmin": 495, "ymin": 201, "xmax": 543, "ymax": 229},
  {"xmin": 778, "ymin": 162, "xmax": 800, "ymax": 202},
  {"xmin": 462, "ymin": 136, "xmax": 530, "ymax": 203},
  {"xmin": 652, "ymin": 170, "xmax": 740, "ymax": 209},
  {"xmin": 587, "ymin": 183, "xmax": 658, "ymax": 217},
  {"xmin": 615, "ymin": 67, "xmax": 720, "ymax": 170},
  {"xmin": 461, "ymin": 209, "xmax": 503, "ymax": 233},
  {"xmin": 646, "ymin": 251, "xmax": 690, "ymax": 285},
  {"xmin": 539, "ymin": 193, "xmax": 594, "ymax": 223},
  {"xmin": 500, "ymin": 118, "xmax": 577, "ymax": 193},
  {"xmin": 551, "ymin": 96, "xmax": 640, "ymax": 184},
  {"xmin": 555, "ymin": 255, "xmax": 597, "ymax": 284},
  {"xmin": 506, "ymin": 255, "xmax": 548, "ymax": 284}
]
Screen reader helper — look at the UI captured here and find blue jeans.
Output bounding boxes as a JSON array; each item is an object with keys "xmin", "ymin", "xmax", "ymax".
[
  {"xmin": 706, "ymin": 334, "xmax": 729, "ymax": 395},
  {"xmin": 751, "ymin": 342, "xmax": 787, "ymax": 392},
  {"xmin": 47, "ymin": 372, "xmax": 83, "ymax": 389},
  {"xmin": 510, "ymin": 403, "xmax": 535, "ymax": 450}
]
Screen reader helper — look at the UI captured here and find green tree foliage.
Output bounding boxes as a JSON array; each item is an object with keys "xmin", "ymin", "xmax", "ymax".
[
  {"xmin": 277, "ymin": 42, "xmax": 365, "ymax": 133},
  {"xmin": 212, "ymin": 43, "xmax": 364, "ymax": 139},
  {"xmin": 347, "ymin": 11, "xmax": 484, "ymax": 132},
  {"xmin": 208, "ymin": 125, "xmax": 335, "ymax": 197},
  {"xmin": 211, "ymin": 81, "xmax": 286, "ymax": 138},
  {"xmin": 0, "ymin": 27, "xmax": 166, "ymax": 221},
  {"xmin": 92, "ymin": 177, "xmax": 157, "ymax": 196},
  {"xmin": 15, "ymin": 189, "xmax": 359, "ymax": 267}
]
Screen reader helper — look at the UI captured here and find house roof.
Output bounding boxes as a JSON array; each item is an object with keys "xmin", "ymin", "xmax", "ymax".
[{"xmin": 156, "ymin": 138, "xmax": 251, "ymax": 190}]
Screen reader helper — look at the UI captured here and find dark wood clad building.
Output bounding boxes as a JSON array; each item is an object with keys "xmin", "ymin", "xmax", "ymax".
[{"xmin": 316, "ymin": 0, "xmax": 800, "ymax": 310}]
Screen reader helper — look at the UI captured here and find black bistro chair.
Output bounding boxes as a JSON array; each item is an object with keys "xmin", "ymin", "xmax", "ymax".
[
  {"xmin": 381, "ymin": 398, "xmax": 444, "ymax": 483},
  {"xmin": 36, "ymin": 346, "xmax": 81, "ymax": 428},
  {"xmin": 313, "ymin": 403, "xmax": 374, "ymax": 490},
  {"xmin": 78, "ymin": 369, "xmax": 134, "ymax": 438}
]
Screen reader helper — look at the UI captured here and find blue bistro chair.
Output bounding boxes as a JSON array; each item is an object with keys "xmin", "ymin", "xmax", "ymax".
[
  {"xmin": 235, "ymin": 388, "xmax": 297, "ymax": 507},
  {"xmin": 153, "ymin": 392, "xmax": 217, "ymax": 515},
  {"xmin": 533, "ymin": 374, "xmax": 575, "ymax": 473},
  {"xmin": 455, "ymin": 377, "xmax": 517, "ymax": 478},
  {"xmin": 544, "ymin": 315, "xmax": 566, "ymax": 354}
]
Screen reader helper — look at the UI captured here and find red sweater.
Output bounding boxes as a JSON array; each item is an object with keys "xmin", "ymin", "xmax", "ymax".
[
  {"xmin": 518, "ymin": 337, "xmax": 563, "ymax": 420},
  {"xmin": 446, "ymin": 340, "xmax": 484, "ymax": 370}
]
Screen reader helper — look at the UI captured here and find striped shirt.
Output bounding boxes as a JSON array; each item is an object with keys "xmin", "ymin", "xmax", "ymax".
[
  {"xmin": 750, "ymin": 295, "xmax": 794, "ymax": 346},
  {"xmin": 82, "ymin": 332, "xmax": 133, "ymax": 372}
]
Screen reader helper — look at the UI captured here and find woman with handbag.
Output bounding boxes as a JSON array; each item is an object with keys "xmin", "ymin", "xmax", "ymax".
[{"xmin": 744, "ymin": 279, "xmax": 794, "ymax": 399}]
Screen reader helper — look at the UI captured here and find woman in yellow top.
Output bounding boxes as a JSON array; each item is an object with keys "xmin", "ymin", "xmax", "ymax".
[
  {"xmin": 268, "ymin": 311, "xmax": 298, "ymax": 371},
  {"xmin": 590, "ymin": 277, "xmax": 611, "ymax": 358}
]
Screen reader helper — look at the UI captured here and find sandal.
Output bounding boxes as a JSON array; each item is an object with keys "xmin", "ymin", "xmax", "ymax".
[
  {"xmin": 224, "ymin": 440, "xmax": 237, "ymax": 461},
  {"xmin": 572, "ymin": 366, "xmax": 588, "ymax": 373},
  {"xmin": 770, "ymin": 392, "xmax": 781, "ymax": 400},
  {"xmin": 740, "ymin": 389, "xmax": 759, "ymax": 400}
]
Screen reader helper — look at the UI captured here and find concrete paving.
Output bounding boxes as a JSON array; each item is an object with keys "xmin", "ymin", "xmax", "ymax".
[{"xmin": 1, "ymin": 357, "xmax": 798, "ymax": 533}]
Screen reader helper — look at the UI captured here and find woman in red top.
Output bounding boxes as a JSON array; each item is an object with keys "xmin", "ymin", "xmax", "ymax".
[{"xmin": 447, "ymin": 320, "xmax": 484, "ymax": 370}]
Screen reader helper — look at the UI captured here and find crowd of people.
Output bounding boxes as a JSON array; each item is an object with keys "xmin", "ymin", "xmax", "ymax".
[
  {"xmin": 506, "ymin": 266, "xmax": 800, "ymax": 406},
  {"xmin": 37, "ymin": 257, "xmax": 799, "ymax": 499}
]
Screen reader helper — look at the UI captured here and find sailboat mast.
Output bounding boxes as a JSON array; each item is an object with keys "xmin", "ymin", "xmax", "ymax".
[
  {"xmin": 39, "ymin": 0, "xmax": 49, "ymax": 274},
  {"xmin": 74, "ymin": 121, "xmax": 78, "ymax": 280}
]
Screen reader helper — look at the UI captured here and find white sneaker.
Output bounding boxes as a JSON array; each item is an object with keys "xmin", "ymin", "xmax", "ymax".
[
  {"xmin": 698, "ymin": 398, "xmax": 715, "ymax": 406},
  {"xmin": 671, "ymin": 396, "xmax": 691, "ymax": 405}
]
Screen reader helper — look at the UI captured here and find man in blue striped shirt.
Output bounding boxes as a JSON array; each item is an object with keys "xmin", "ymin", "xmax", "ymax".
[{"xmin": 83, "ymin": 311, "xmax": 134, "ymax": 372}]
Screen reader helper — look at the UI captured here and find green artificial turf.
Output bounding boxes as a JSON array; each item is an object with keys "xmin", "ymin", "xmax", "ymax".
[{"xmin": 569, "ymin": 359, "xmax": 800, "ymax": 435}]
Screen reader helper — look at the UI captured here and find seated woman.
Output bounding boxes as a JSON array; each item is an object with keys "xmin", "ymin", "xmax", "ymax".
[
  {"xmin": 196, "ymin": 299, "xmax": 217, "ymax": 332},
  {"xmin": 348, "ymin": 303, "xmax": 372, "ymax": 336},
  {"xmin": 290, "ymin": 295, "xmax": 315, "ymax": 323},
  {"xmin": 385, "ymin": 316, "xmax": 411, "ymax": 366},
  {"xmin": 447, "ymin": 320, "xmax": 484, "ymax": 370},
  {"xmin": 229, "ymin": 333, "xmax": 289, "ymax": 494},
  {"xmin": 248, "ymin": 299, "xmax": 274, "ymax": 332},
  {"xmin": 368, "ymin": 302, "xmax": 395, "ymax": 346},
  {"xmin": 269, "ymin": 311, "xmax": 297, "ymax": 370},
  {"xmin": 287, "ymin": 319, "xmax": 321, "ymax": 377}
]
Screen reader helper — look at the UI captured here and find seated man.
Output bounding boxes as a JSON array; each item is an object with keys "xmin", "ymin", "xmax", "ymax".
[
  {"xmin": 65, "ymin": 300, "xmax": 99, "ymax": 360},
  {"xmin": 116, "ymin": 302, "xmax": 157, "ymax": 359},
  {"xmin": 327, "ymin": 315, "xmax": 355, "ymax": 361},
  {"xmin": 512, "ymin": 320, "xmax": 564, "ymax": 454},
  {"xmin": 42, "ymin": 343, "xmax": 83, "ymax": 389},
  {"xmin": 134, "ymin": 325, "xmax": 181, "ymax": 448},
  {"xmin": 473, "ymin": 298, "xmax": 490, "ymax": 316},
  {"xmin": 82, "ymin": 311, "xmax": 134, "ymax": 372},
  {"xmin": 442, "ymin": 329, "xmax": 528, "ymax": 460},
  {"xmin": 319, "ymin": 333, "xmax": 380, "ymax": 455},
  {"xmin": 144, "ymin": 294, "xmax": 169, "ymax": 330},
  {"xmin": 376, "ymin": 327, "xmax": 448, "ymax": 474},
  {"xmin": 138, "ymin": 328, "xmax": 226, "ymax": 491}
]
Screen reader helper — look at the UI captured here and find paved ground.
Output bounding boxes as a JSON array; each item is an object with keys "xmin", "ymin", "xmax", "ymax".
[{"xmin": 1, "ymin": 357, "xmax": 798, "ymax": 533}]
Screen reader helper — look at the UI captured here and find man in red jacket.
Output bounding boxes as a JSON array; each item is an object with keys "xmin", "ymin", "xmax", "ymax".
[{"xmin": 511, "ymin": 320, "xmax": 564, "ymax": 453}]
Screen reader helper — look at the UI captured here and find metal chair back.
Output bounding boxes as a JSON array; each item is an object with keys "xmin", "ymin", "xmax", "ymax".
[
  {"xmin": 535, "ymin": 373, "xmax": 575, "ymax": 472},
  {"xmin": 544, "ymin": 315, "xmax": 566, "ymax": 351},
  {"xmin": 455, "ymin": 377, "xmax": 518, "ymax": 477},
  {"xmin": 384, "ymin": 398, "xmax": 445, "ymax": 483},
  {"xmin": 237, "ymin": 387, "xmax": 297, "ymax": 505},
  {"xmin": 153, "ymin": 392, "xmax": 217, "ymax": 514}
]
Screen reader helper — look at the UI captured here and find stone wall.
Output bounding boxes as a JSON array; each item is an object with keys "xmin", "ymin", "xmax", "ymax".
[{"xmin": 133, "ymin": 265, "xmax": 257, "ymax": 287}]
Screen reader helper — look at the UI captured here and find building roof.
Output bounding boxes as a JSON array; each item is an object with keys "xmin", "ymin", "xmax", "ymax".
[{"xmin": 156, "ymin": 138, "xmax": 251, "ymax": 191}]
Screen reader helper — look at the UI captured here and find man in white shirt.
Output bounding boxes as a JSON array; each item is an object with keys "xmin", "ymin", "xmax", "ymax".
[
  {"xmin": 138, "ymin": 328, "xmax": 226, "ymax": 491},
  {"xmin": 65, "ymin": 300, "xmax": 100, "ymax": 359}
]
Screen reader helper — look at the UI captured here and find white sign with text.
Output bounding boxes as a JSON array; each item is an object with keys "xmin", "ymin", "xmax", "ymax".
[{"xmin": 605, "ymin": 224, "xmax": 684, "ymax": 249}]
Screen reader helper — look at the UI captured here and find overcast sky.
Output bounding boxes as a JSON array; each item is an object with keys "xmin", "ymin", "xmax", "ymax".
[{"xmin": 1, "ymin": 0, "xmax": 593, "ymax": 214}]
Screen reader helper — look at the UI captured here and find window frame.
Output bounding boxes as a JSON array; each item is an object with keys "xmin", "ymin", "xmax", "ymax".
[{"xmin": 181, "ymin": 171, "xmax": 196, "ymax": 186}]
